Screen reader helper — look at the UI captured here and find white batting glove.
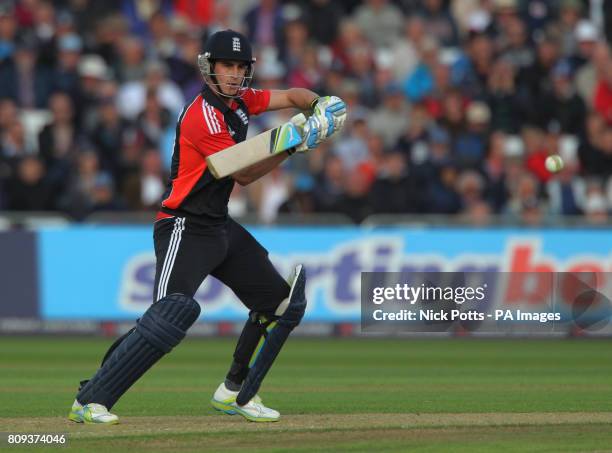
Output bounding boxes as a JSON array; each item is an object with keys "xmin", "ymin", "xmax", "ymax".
[
  {"xmin": 311, "ymin": 96, "xmax": 347, "ymax": 140},
  {"xmin": 290, "ymin": 113, "xmax": 326, "ymax": 153}
]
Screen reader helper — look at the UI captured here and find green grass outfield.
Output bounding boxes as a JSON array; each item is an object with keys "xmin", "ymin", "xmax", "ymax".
[{"xmin": 1, "ymin": 336, "xmax": 611, "ymax": 452}]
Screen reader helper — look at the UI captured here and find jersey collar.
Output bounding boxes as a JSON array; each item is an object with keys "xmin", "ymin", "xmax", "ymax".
[{"xmin": 201, "ymin": 85, "xmax": 236, "ymax": 113}]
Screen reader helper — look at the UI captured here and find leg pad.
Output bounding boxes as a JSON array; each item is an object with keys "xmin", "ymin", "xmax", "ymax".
[
  {"xmin": 76, "ymin": 294, "xmax": 200, "ymax": 409},
  {"xmin": 236, "ymin": 265, "xmax": 306, "ymax": 405}
]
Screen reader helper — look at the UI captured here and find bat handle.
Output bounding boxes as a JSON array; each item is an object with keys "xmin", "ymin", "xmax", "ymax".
[{"xmin": 290, "ymin": 113, "xmax": 307, "ymax": 128}]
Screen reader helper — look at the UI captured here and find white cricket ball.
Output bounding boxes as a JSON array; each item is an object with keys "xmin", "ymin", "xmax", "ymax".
[{"xmin": 545, "ymin": 155, "xmax": 564, "ymax": 173}]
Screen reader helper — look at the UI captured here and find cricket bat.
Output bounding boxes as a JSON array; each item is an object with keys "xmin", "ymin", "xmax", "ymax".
[{"xmin": 206, "ymin": 114, "xmax": 307, "ymax": 179}]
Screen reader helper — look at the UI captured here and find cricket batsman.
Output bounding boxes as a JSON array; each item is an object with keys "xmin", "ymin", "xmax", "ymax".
[{"xmin": 68, "ymin": 29, "xmax": 346, "ymax": 424}]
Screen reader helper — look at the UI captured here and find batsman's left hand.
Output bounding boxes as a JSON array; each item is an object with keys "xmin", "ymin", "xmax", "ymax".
[{"xmin": 311, "ymin": 96, "xmax": 347, "ymax": 140}]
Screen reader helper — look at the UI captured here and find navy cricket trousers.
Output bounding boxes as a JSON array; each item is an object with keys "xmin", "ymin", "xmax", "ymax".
[{"xmin": 152, "ymin": 216, "xmax": 290, "ymax": 315}]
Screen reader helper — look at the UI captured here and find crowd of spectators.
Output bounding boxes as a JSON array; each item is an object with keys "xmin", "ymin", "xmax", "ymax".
[{"xmin": 0, "ymin": 0, "xmax": 611, "ymax": 225}]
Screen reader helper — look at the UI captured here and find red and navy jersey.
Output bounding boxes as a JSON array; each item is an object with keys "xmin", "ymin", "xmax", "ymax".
[{"xmin": 158, "ymin": 85, "xmax": 270, "ymax": 223}]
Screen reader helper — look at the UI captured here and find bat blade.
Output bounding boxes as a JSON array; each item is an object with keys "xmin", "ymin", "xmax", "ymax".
[{"xmin": 206, "ymin": 120, "xmax": 303, "ymax": 179}]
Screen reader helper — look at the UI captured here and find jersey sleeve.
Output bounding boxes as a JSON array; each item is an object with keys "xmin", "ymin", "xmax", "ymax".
[{"xmin": 241, "ymin": 88, "xmax": 271, "ymax": 116}]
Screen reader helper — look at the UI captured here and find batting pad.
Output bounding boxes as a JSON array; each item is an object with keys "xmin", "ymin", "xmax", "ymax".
[
  {"xmin": 237, "ymin": 265, "xmax": 306, "ymax": 406},
  {"xmin": 76, "ymin": 294, "xmax": 201, "ymax": 409}
]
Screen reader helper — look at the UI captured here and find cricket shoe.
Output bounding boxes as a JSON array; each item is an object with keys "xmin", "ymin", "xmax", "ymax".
[
  {"xmin": 68, "ymin": 399, "xmax": 119, "ymax": 424},
  {"xmin": 211, "ymin": 382, "xmax": 280, "ymax": 422}
]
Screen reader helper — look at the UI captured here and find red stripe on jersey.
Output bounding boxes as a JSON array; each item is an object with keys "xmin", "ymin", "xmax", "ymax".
[{"xmin": 155, "ymin": 211, "xmax": 174, "ymax": 221}]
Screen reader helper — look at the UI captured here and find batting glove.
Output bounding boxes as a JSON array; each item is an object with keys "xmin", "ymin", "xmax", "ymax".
[
  {"xmin": 311, "ymin": 96, "xmax": 347, "ymax": 140},
  {"xmin": 289, "ymin": 113, "xmax": 325, "ymax": 154}
]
